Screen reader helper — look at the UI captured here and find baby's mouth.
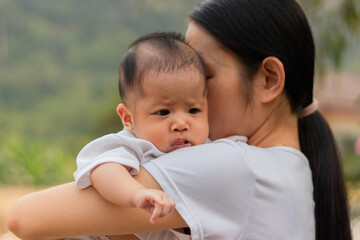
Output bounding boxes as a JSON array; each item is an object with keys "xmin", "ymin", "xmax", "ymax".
[{"xmin": 171, "ymin": 138, "xmax": 192, "ymax": 149}]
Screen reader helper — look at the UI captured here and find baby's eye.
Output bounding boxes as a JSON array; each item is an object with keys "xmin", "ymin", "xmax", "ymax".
[
  {"xmin": 189, "ymin": 108, "xmax": 200, "ymax": 114},
  {"xmin": 156, "ymin": 110, "xmax": 170, "ymax": 116}
]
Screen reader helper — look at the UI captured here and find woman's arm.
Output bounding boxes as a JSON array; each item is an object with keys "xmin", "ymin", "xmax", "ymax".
[{"xmin": 6, "ymin": 167, "xmax": 187, "ymax": 240}]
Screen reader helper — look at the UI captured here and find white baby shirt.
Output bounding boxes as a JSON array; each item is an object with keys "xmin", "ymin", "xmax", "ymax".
[{"xmin": 74, "ymin": 130, "xmax": 164, "ymax": 189}]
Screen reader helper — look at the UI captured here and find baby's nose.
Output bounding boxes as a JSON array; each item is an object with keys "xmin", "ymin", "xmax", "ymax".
[{"xmin": 171, "ymin": 118, "xmax": 189, "ymax": 132}]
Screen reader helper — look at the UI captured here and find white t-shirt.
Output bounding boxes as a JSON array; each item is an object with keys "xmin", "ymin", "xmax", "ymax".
[
  {"xmin": 143, "ymin": 138, "xmax": 315, "ymax": 240},
  {"xmin": 74, "ymin": 130, "xmax": 164, "ymax": 189}
]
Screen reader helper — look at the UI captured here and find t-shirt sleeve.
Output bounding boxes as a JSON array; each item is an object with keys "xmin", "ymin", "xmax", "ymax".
[
  {"xmin": 74, "ymin": 131, "xmax": 163, "ymax": 189},
  {"xmin": 142, "ymin": 139, "xmax": 254, "ymax": 240}
]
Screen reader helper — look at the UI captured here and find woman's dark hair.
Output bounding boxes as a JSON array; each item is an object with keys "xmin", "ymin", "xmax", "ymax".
[{"xmin": 190, "ymin": 0, "xmax": 351, "ymax": 239}]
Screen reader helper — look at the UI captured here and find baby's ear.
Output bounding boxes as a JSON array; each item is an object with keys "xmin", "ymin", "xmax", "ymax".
[{"xmin": 116, "ymin": 103, "xmax": 134, "ymax": 131}]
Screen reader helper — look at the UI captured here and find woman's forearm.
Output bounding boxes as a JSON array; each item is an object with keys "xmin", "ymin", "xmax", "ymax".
[{"xmin": 6, "ymin": 169, "xmax": 186, "ymax": 240}]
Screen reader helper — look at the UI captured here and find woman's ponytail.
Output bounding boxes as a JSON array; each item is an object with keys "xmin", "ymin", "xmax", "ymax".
[{"xmin": 298, "ymin": 111, "xmax": 352, "ymax": 240}]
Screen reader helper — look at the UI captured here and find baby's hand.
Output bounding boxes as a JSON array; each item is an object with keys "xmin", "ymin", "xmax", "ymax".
[{"xmin": 133, "ymin": 189, "xmax": 175, "ymax": 224}]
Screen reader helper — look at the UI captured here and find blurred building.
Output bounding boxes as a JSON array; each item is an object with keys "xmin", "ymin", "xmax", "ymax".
[{"xmin": 315, "ymin": 71, "xmax": 360, "ymax": 136}]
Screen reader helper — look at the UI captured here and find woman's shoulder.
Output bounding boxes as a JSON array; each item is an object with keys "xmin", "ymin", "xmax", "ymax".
[
  {"xmin": 161, "ymin": 136, "xmax": 254, "ymax": 172},
  {"xmin": 243, "ymin": 145, "xmax": 311, "ymax": 177},
  {"xmin": 146, "ymin": 137, "xmax": 309, "ymax": 180},
  {"xmin": 144, "ymin": 136, "xmax": 257, "ymax": 207}
]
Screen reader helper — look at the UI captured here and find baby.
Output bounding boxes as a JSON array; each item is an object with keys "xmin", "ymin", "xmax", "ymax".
[{"xmin": 74, "ymin": 32, "xmax": 209, "ymax": 225}]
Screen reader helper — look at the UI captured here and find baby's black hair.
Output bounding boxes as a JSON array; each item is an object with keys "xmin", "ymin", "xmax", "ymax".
[{"xmin": 118, "ymin": 32, "xmax": 206, "ymax": 103}]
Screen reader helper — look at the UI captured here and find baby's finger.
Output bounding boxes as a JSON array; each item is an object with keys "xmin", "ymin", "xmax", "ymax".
[
  {"xmin": 149, "ymin": 203, "xmax": 163, "ymax": 224},
  {"xmin": 162, "ymin": 196, "xmax": 176, "ymax": 213},
  {"xmin": 167, "ymin": 197, "xmax": 176, "ymax": 212},
  {"xmin": 150, "ymin": 194, "xmax": 164, "ymax": 207},
  {"xmin": 159, "ymin": 201, "xmax": 174, "ymax": 218}
]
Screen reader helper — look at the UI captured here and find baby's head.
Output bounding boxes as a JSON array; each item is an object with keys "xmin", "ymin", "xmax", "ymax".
[{"xmin": 117, "ymin": 32, "xmax": 209, "ymax": 153}]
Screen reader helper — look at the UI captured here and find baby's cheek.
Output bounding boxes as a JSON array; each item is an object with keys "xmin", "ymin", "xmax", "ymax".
[
  {"xmin": 196, "ymin": 125, "xmax": 210, "ymax": 145},
  {"xmin": 154, "ymin": 137, "xmax": 172, "ymax": 153}
]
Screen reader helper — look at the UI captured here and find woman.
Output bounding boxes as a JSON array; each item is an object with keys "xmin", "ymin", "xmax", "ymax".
[{"xmin": 7, "ymin": 0, "xmax": 351, "ymax": 239}]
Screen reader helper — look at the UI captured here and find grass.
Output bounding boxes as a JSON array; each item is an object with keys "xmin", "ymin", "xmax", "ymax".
[{"xmin": 0, "ymin": 136, "xmax": 75, "ymax": 186}]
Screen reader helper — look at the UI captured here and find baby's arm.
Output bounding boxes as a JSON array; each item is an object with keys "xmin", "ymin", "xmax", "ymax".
[{"xmin": 90, "ymin": 162, "xmax": 175, "ymax": 223}]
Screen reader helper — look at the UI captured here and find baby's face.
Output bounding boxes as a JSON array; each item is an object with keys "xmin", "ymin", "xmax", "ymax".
[{"xmin": 130, "ymin": 68, "xmax": 209, "ymax": 153}]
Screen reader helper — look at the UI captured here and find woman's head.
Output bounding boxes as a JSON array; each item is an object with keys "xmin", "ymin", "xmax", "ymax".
[{"xmin": 187, "ymin": 0, "xmax": 315, "ymax": 140}]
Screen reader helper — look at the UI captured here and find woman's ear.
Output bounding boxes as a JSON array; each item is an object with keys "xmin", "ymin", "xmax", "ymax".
[
  {"xmin": 259, "ymin": 57, "xmax": 285, "ymax": 103},
  {"xmin": 116, "ymin": 103, "xmax": 134, "ymax": 131}
]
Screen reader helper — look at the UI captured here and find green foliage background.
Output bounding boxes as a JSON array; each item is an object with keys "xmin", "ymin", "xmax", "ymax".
[{"xmin": 0, "ymin": 0, "xmax": 359, "ymax": 185}]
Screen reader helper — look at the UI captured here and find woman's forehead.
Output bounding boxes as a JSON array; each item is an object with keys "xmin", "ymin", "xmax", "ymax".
[
  {"xmin": 186, "ymin": 22, "xmax": 214, "ymax": 48},
  {"xmin": 186, "ymin": 24, "xmax": 240, "ymax": 72}
]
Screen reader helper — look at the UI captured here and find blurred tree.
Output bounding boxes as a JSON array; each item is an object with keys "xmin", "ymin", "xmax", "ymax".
[{"xmin": 298, "ymin": 0, "xmax": 359, "ymax": 72}]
